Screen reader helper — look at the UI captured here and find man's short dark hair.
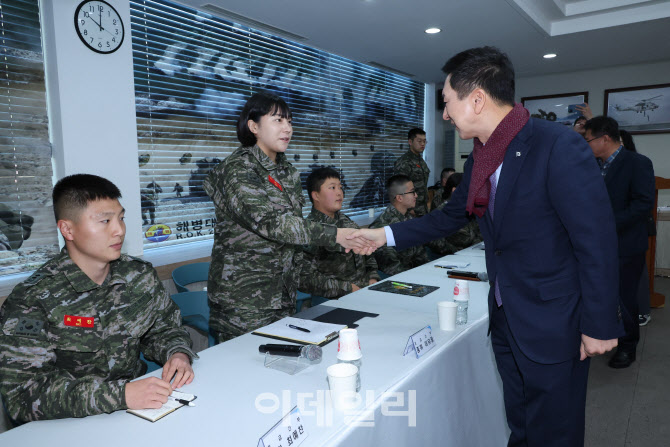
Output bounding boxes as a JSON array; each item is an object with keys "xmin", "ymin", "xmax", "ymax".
[
  {"xmin": 584, "ymin": 116, "xmax": 620, "ymax": 141},
  {"xmin": 386, "ymin": 174, "xmax": 411, "ymax": 202},
  {"xmin": 441, "ymin": 167, "xmax": 456, "ymax": 179},
  {"xmin": 444, "ymin": 172, "xmax": 463, "ymax": 201},
  {"xmin": 53, "ymin": 174, "xmax": 122, "ymax": 222},
  {"xmin": 442, "ymin": 46, "xmax": 515, "ymax": 107},
  {"xmin": 306, "ymin": 167, "xmax": 341, "ymax": 203},
  {"xmin": 408, "ymin": 128, "xmax": 426, "ymax": 140},
  {"xmin": 236, "ymin": 91, "xmax": 292, "ymax": 147}
]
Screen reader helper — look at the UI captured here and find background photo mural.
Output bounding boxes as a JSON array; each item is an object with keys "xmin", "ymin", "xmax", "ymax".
[{"xmin": 130, "ymin": 0, "xmax": 425, "ymax": 249}]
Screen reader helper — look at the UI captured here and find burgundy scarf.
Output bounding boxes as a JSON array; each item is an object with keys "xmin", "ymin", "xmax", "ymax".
[{"xmin": 466, "ymin": 103, "xmax": 530, "ymax": 217}]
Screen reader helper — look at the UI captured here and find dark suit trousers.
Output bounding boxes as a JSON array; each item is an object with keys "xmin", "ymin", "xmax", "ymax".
[
  {"xmin": 491, "ymin": 304, "xmax": 590, "ymax": 447},
  {"xmin": 618, "ymin": 253, "xmax": 646, "ymax": 352}
]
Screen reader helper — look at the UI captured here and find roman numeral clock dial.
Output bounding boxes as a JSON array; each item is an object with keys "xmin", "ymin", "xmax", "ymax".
[{"xmin": 74, "ymin": 0, "xmax": 125, "ymax": 54}]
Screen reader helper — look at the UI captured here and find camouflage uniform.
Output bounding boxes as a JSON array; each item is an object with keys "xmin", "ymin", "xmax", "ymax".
[
  {"xmin": 369, "ymin": 205, "xmax": 430, "ymax": 275},
  {"xmin": 0, "ymin": 249, "xmax": 196, "ymax": 423},
  {"xmin": 430, "ymin": 187, "xmax": 447, "ymax": 211},
  {"xmin": 204, "ymin": 145, "xmax": 337, "ymax": 343},
  {"xmin": 428, "ymin": 201, "xmax": 484, "ymax": 256},
  {"xmin": 300, "ymin": 208, "xmax": 380, "ymax": 298},
  {"xmin": 394, "ymin": 150, "xmax": 430, "ymax": 216}
]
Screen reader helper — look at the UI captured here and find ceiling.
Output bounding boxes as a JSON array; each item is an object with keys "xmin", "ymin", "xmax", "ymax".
[{"xmin": 175, "ymin": 0, "xmax": 670, "ymax": 84}]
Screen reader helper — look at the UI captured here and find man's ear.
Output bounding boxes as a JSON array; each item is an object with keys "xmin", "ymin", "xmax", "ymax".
[
  {"xmin": 57, "ymin": 219, "xmax": 75, "ymax": 241},
  {"xmin": 472, "ymin": 88, "xmax": 486, "ymax": 114}
]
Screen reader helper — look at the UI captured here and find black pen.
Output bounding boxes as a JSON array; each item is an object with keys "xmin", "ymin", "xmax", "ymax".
[
  {"xmin": 169, "ymin": 396, "xmax": 195, "ymax": 407},
  {"xmin": 287, "ymin": 324, "xmax": 311, "ymax": 333}
]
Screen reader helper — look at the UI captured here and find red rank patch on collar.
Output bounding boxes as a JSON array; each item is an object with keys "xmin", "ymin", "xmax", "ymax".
[
  {"xmin": 64, "ymin": 315, "xmax": 95, "ymax": 328},
  {"xmin": 268, "ymin": 175, "xmax": 283, "ymax": 191},
  {"xmin": 416, "ymin": 163, "xmax": 421, "ymax": 168}
]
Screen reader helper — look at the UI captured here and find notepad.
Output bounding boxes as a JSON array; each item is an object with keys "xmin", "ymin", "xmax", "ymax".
[
  {"xmin": 252, "ymin": 317, "xmax": 346, "ymax": 346},
  {"xmin": 127, "ymin": 390, "xmax": 196, "ymax": 422},
  {"xmin": 434, "ymin": 260, "xmax": 471, "ymax": 268}
]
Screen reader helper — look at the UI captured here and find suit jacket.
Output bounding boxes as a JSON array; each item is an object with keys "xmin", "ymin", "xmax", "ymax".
[
  {"xmin": 602, "ymin": 148, "xmax": 655, "ymax": 257},
  {"xmin": 391, "ymin": 118, "xmax": 623, "ymax": 364}
]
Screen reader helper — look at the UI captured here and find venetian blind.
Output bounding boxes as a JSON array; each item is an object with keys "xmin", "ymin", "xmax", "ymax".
[
  {"xmin": 130, "ymin": 0, "xmax": 424, "ymax": 250},
  {"xmin": 0, "ymin": 0, "xmax": 58, "ymax": 277}
]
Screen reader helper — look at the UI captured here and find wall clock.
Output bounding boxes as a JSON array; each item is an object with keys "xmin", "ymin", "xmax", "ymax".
[{"xmin": 74, "ymin": 0, "xmax": 124, "ymax": 54}]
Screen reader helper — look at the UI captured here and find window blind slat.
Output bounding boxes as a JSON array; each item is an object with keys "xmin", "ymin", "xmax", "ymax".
[{"xmin": 130, "ymin": 0, "xmax": 424, "ymax": 250}]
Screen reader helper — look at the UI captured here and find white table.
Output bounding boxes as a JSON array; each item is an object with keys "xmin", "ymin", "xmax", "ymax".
[{"xmin": 0, "ymin": 254, "xmax": 508, "ymax": 446}]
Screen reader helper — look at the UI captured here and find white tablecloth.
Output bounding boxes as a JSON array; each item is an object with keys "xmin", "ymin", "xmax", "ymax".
[{"xmin": 0, "ymin": 254, "xmax": 508, "ymax": 446}]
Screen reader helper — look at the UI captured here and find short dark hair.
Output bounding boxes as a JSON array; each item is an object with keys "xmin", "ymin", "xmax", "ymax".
[
  {"xmin": 306, "ymin": 167, "xmax": 341, "ymax": 203},
  {"xmin": 236, "ymin": 91, "xmax": 292, "ymax": 147},
  {"xmin": 386, "ymin": 174, "xmax": 412, "ymax": 202},
  {"xmin": 584, "ymin": 116, "xmax": 620, "ymax": 141},
  {"xmin": 441, "ymin": 167, "xmax": 456, "ymax": 179},
  {"xmin": 442, "ymin": 46, "xmax": 515, "ymax": 107},
  {"xmin": 408, "ymin": 128, "xmax": 426, "ymax": 140},
  {"xmin": 53, "ymin": 174, "xmax": 122, "ymax": 222},
  {"xmin": 444, "ymin": 172, "xmax": 463, "ymax": 201},
  {"xmin": 619, "ymin": 129, "xmax": 637, "ymax": 152}
]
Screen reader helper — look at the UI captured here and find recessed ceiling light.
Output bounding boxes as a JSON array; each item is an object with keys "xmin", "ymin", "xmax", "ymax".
[
  {"xmin": 543, "ymin": 53, "xmax": 557, "ymax": 59},
  {"xmin": 425, "ymin": 28, "xmax": 441, "ymax": 34}
]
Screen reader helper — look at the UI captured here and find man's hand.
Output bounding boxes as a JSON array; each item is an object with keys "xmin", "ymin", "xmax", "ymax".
[
  {"xmin": 346, "ymin": 228, "xmax": 387, "ymax": 251},
  {"xmin": 125, "ymin": 377, "xmax": 172, "ymax": 410},
  {"xmin": 336, "ymin": 228, "xmax": 377, "ymax": 255},
  {"xmin": 369, "ymin": 278, "xmax": 378, "ymax": 285},
  {"xmin": 162, "ymin": 352, "xmax": 194, "ymax": 389},
  {"xmin": 580, "ymin": 334, "xmax": 617, "ymax": 361},
  {"xmin": 351, "ymin": 283, "xmax": 361, "ymax": 292}
]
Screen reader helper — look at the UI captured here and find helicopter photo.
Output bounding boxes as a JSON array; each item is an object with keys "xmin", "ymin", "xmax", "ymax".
[{"xmin": 613, "ymin": 95, "xmax": 662, "ymax": 120}]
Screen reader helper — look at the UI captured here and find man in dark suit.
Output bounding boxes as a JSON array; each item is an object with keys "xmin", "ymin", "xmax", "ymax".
[
  {"xmin": 350, "ymin": 47, "xmax": 622, "ymax": 446},
  {"xmin": 584, "ymin": 116, "xmax": 655, "ymax": 368}
]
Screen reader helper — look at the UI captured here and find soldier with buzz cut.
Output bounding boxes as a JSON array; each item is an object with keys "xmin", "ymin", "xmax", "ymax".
[
  {"xmin": 394, "ymin": 128, "xmax": 430, "ymax": 216},
  {"xmin": 0, "ymin": 174, "xmax": 197, "ymax": 423},
  {"xmin": 369, "ymin": 175, "xmax": 430, "ymax": 275},
  {"xmin": 300, "ymin": 167, "xmax": 380, "ymax": 298}
]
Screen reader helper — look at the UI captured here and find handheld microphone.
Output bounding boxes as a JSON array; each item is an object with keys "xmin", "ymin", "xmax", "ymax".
[{"xmin": 258, "ymin": 344, "xmax": 322, "ymax": 361}]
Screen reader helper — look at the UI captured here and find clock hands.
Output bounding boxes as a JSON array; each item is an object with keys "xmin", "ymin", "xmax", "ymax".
[
  {"xmin": 87, "ymin": 15, "xmax": 103, "ymax": 32},
  {"xmin": 99, "ymin": 8, "xmax": 102, "ymax": 32}
]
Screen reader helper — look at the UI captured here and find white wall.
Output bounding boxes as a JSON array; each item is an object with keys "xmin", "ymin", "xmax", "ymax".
[
  {"xmin": 516, "ymin": 59, "xmax": 670, "ymax": 206},
  {"xmin": 41, "ymin": 0, "xmax": 143, "ymax": 254}
]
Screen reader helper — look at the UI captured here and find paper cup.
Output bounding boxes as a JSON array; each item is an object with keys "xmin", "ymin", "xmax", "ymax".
[
  {"xmin": 453, "ymin": 279, "xmax": 470, "ymax": 301},
  {"xmin": 337, "ymin": 328, "xmax": 362, "ymax": 361},
  {"xmin": 327, "ymin": 363, "xmax": 359, "ymax": 410},
  {"xmin": 437, "ymin": 301, "xmax": 458, "ymax": 331}
]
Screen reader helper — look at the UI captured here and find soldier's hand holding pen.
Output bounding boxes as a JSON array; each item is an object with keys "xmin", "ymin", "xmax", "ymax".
[{"xmin": 125, "ymin": 376, "xmax": 172, "ymax": 410}]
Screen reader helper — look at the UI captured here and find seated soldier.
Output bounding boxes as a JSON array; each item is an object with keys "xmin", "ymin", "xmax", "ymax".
[
  {"xmin": 428, "ymin": 173, "xmax": 483, "ymax": 256},
  {"xmin": 369, "ymin": 175, "xmax": 430, "ymax": 275},
  {"xmin": 430, "ymin": 167, "xmax": 455, "ymax": 211},
  {"xmin": 300, "ymin": 167, "xmax": 379, "ymax": 298},
  {"xmin": 0, "ymin": 174, "xmax": 197, "ymax": 423}
]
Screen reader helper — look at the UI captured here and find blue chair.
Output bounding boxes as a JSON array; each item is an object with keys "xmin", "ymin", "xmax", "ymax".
[
  {"xmin": 378, "ymin": 270, "xmax": 391, "ymax": 280},
  {"xmin": 172, "ymin": 262, "xmax": 210, "ymax": 293},
  {"xmin": 171, "ymin": 291, "xmax": 216, "ymax": 348},
  {"xmin": 296, "ymin": 290, "xmax": 311, "ymax": 313},
  {"xmin": 140, "ymin": 353, "xmax": 161, "ymax": 373}
]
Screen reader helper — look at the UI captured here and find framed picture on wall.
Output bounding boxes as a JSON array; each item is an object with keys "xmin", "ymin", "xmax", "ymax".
[
  {"xmin": 521, "ymin": 92, "xmax": 589, "ymax": 127},
  {"xmin": 605, "ymin": 83, "xmax": 670, "ymax": 134}
]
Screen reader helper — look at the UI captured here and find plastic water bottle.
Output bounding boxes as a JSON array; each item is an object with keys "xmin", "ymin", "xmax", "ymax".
[
  {"xmin": 455, "ymin": 299, "xmax": 468, "ymax": 325},
  {"xmin": 337, "ymin": 358, "xmax": 362, "ymax": 392}
]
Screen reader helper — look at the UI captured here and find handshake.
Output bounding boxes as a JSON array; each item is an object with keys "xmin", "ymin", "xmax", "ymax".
[{"xmin": 335, "ymin": 228, "xmax": 387, "ymax": 256}]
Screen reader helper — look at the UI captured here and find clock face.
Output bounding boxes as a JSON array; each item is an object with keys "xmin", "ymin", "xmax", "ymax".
[{"xmin": 74, "ymin": 0, "xmax": 125, "ymax": 54}]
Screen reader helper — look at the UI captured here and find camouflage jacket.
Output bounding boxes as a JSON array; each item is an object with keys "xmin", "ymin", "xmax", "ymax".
[
  {"xmin": 0, "ymin": 249, "xmax": 195, "ymax": 422},
  {"xmin": 203, "ymin": 145, "xmax": 337, "ymax": 334},
  {"xmin": 394, "ymin": 150, "xmax": 430, "ymax": 216},
  {"xmin": 428, "ymin": 201, "xmax": 484, "ymax": 256},
  {"xmin": 369, "ymin": 205, "xmax": 430, "ymax": 275},
  {"xmin": 430, "ymin": 187, "xmax": 447, "ymax": 211},
  {"xmin": 300, "ymin": 208, "xmax": 380, "ymax": 298}
]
